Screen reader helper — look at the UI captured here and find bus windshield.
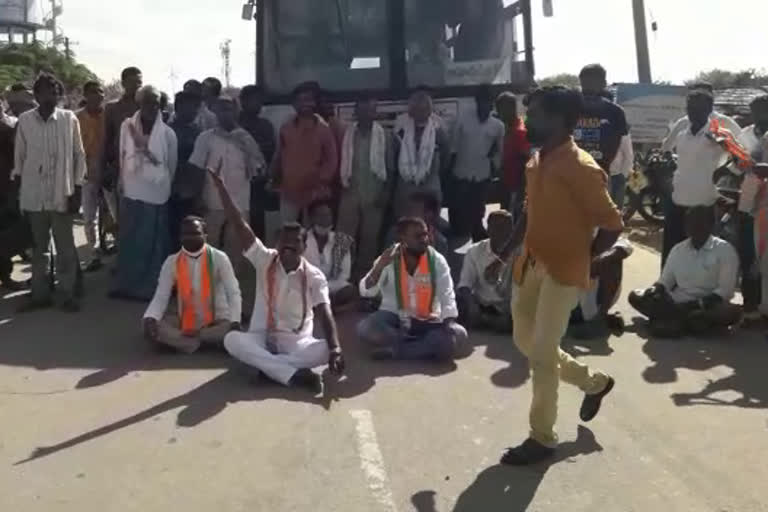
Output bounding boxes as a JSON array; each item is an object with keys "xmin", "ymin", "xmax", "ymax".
[
  {"xmin": 262, "ymin": 0, "xmax": 390, "ymax": 93},
  {"xmin": 260, "ymin": 0, "xmax": 523, "ymax": 94},
  {"xmin": 405, "ymin": 0, "xmax": 518, "ymax": 87}
]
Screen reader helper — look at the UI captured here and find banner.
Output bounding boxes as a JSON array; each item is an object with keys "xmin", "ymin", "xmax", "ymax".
[{"xmin": 615, "ymin": 83, "xmax": 688, "ymax": 144}]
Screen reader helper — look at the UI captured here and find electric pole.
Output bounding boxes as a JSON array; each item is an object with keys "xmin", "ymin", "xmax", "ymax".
[
  {"xmin": 220, "ymin": 39, "xmax": 232, "ymax": 88},
  {"xmin": 632, "ymin": 0, "xmax": 652, "ymax": 83}
]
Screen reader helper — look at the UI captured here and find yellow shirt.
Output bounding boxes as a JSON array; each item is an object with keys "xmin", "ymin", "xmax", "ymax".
[
  {"xmin": 76, "ymin": 108, "xmax": 105, "ymax": 180},
  {"xmin": 513, "ymin": 137, "xmax": 623, "ymax": 289}
]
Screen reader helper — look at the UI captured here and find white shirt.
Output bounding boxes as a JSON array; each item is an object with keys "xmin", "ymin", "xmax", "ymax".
[
  {"xmin": 144, "ymin": 246, "xmax": 242, "ymax": 325},
  {"xmin": 304, "ymin": 231, "xmax": 352, "ymax": 293},
  {"xmin": 662, "ymin": 112, "xmax": 742, "ymax": 153},
  {"xmin": 609, "ymin": 134, "xmax": 634, "ymax": 177},
  {"xmin": 451, "ymin": 111, "xmax": 505, "ymax": 181},
  {"xmin": 360, "ymin": 249, "xmax": 458, "ymax": 321},
  {"xmin": 119, "ymin": 118, "xmax": 178, "ymax": 205},
  {"xmin": 658, "ymin": 235, "xmax": 739, "ymax": 303},
  {"xmin": 189, "ymin": 130, "xmax": 251, "ymax": 212},
  {"xmin": 458, "ymin": 239, "xmax": 507, "ymax": 306},
  {"xmin": 15, "ymin": 108, "xmax": 86, "ymax": 212},
  {"xmin": 740, "ymin": 125, "xmax": 766, "ymax": 162},
  {"xmin": 244, "ymin": 238, "xmax": 330, "ymax": 336},
  {"xmin": 665, "ymin": 114, "xmax": 743, "ymax": 207}
]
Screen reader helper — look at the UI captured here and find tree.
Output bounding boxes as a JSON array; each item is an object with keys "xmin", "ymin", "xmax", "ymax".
[
  {"xmin": 0, "ymin": 42, "xmax": 98, "ymax": 93},
  {"xmin": 686, "ymin": 68, "xmax": 768, "ymax": 89},
  {"xmin": 536, "ymin": 73, "xmax": 581, "ymax": 89}
]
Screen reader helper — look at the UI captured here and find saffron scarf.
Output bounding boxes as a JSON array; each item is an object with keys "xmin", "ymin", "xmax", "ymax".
[
  {"xmin": 394, "ymin": 248, "xmax": 437, "ymax": 320},
  {"xmin": 177, "ymin": 246, "xmax": 215, "ymax": 334}
]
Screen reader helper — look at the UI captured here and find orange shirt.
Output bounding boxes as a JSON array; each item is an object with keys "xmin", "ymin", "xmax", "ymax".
[
  {"xmin": 76, "ymin": 108, "xmax": 106, "ymax": 180},
  {"xmin": 514, "ymin": 137, "xmax": 623, "ymax": 289},
  {"xmin": 277, "ymin": 114, "xmax": 339, "ymax": 207}
]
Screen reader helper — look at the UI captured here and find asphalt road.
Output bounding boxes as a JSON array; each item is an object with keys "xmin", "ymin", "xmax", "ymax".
[{"xmin": 1, "ymin": 239, "xmax": 766, "ymax": 512}]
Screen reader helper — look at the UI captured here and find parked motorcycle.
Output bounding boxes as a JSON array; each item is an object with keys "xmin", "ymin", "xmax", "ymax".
[{"xmin": 624, "ymin": 149, "xmax": 677, "ymax": 226}]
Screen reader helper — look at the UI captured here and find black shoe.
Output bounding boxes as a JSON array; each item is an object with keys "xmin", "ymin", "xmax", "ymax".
[
  {"xmin": 580, "ymin": 377, "xmax": 615, "ymax": 422},
  {"xmin": 289, "ymin": 369, "xmax": 323, "ymax": 394},
  {"xmin": 0, "ymin": 278, "xmax": 26, "ymax": 292},
  {"xmin": 500, "ymin": 438, "xmax": 556, "ymax": 466}
]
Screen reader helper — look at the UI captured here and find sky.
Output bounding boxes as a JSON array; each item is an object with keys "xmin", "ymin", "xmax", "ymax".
[{"xmin": 53, "ymin": 0, "xmax": 768, "ymax": 93}]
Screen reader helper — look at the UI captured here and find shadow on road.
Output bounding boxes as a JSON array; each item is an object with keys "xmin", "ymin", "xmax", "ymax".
[
  {"xmin": 640, "ymin": 327, "xmax": 768, "ymax": 409},
  {"xmin": 411, "ymin": 426, "xmax": 603, "ymax": 512}
]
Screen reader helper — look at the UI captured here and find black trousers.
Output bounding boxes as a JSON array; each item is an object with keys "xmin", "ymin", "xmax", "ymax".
[
  {"xmin": 449, "ymin": 178, "xmax": 489, "ymax": 241},
  {"xmin": 662, "ymin": 200, "xmax": 687, "ymax": 269},
  {"xmin": 737, "ymin": 212, "xmax": 761, "ymax": 312}
]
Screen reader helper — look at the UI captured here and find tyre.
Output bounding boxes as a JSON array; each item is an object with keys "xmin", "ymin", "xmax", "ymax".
[
  {"xmin": 636, "ymin": 187, "xmax": 665, "ymax": 226},
  {"xmin": 623, "ymin": 188, "xmax": 638, "ymax": 223}
]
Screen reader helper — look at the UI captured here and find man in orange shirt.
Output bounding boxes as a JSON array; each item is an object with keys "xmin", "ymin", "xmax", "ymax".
[
  {"xmin": 272, "ymin": 82, "xmax": 338, "ymax": 224},
  {"xmin": 497, "ymin": 86, "xmax": 623, "ymax": 465}
]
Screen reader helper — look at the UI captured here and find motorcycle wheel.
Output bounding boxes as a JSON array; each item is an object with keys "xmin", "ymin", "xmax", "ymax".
[
  {"xmin": 623, "ymin": 188, "xmax": 638, "ymax": 223},
  {"xmin": 636, "ymin": 187, "xmax": 665, "ymax": 226}
]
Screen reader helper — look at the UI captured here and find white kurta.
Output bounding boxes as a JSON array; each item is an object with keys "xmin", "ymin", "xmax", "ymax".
[{"xmin": 223, "ymin": 238, "xmax": 331, "ymax": 385}]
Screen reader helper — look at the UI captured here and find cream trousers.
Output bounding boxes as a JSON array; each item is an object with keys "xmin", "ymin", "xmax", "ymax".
[{"xmin": 512, "ymin": 263, "xmax": 609, "ymax": 447}]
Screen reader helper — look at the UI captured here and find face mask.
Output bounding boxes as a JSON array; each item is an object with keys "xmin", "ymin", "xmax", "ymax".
[
  {"xmin": 182, "ymin": 243, "xmax": 205, "ymax": 257},
  {"xmin": 313, "ymin": 225, "xmax": 331, "ymax": 237}
]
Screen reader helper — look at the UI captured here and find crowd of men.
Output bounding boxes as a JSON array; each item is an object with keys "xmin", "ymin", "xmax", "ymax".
[{"xmin": 1, "ymin": 60, "xmax": 766, "ymax": 466}]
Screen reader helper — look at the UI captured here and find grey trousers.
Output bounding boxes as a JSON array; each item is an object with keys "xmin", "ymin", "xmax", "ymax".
[
  {"xmin": 336, "ymin": 188, "xmax": 385, "ymax": 278},
  {"xmin": 27, "ymin": 211, "xmax": 78, "ymax": 302}
]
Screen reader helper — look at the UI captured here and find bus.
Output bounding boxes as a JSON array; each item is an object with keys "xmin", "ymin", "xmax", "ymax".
[{"xmin": 251, "ymin": 0, "xmax": 535, "ymax": 130}]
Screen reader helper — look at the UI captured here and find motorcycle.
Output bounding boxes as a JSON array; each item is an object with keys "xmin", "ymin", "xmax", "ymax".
[{"xmin": 624, "ymin": 149, "xmax": 677, "ymax": 226}]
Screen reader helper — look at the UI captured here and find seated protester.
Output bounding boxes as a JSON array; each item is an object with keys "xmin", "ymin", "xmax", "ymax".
[
  {"xmin": 568, "ymin": 238, "xmax": 633, "ymax": 340},
  {"xmin": 143, "ymin": 216, "xmax": 242, "ymax": 353},
  {"xmin": 205, "ymin": 168, "xmax": 345, "ymax": 393},
  {"xmin": 386, "ymin": 190, "xmax": 450, "ymax": 258},
  {"xmin": 357, "ymin": 217, "xmax": 469, "ymax": 361},
  {"xmin": 629, "ymin": 206, "xmax": 741, "ymax": 338},
  {"xmin": 456, "ymin": 210, "xmax": 515, "ymax": 332},
  {"xmin": 303, "ymin": 199, "xmax": 358, "ymax": 310}
]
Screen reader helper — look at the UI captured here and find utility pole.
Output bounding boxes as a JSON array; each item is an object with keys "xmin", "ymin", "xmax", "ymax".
[
  {"xmin": 220, "ymin": 39, "xmax": 232, "ymax": 88},
  {"xmin": 64, "ymin": 36, "xmax": 71, "ymax": 60},
  {"xmin": 632, "ymin": 0, "xmax": 652, "ymax": 83}
]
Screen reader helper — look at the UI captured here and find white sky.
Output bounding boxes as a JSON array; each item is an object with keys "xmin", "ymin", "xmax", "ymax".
[{"xmin": 56, "ymin": 0, "xmax": 768, "ymax": 93}]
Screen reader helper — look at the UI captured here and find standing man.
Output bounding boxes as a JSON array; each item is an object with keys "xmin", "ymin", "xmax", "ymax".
[
  {"xmin": 202, "ymin": 78, "xmax": 223, "ymax": 116},
  {"xmin": 575, "ymin": 64, "xmax": 630, "ymax": 205},
  {"xmin": 661, "ymin": 88, "xmax": 743, "ymax": 265},
  {"xmin": 168, "ymin": 91, "xmax": 204, "ymax": 249},
  {"xmin": 272, "ymin": 82, "xmax": 338, "ymax": 223},
  {"xmin": 0, "ymin": 103, "xmax": 25, "ymax": 291},
  {"xmin": 499, "ymin": 86, "xmax": 623, "ymax": 465},
  {"xmin": 394, "ymin": 87, "xmax": 451, "ymax": 217},
  {"xmin": 239, "ymin": 84, "xmax": 276, "ymax": 240},
  {"xmin": 77, "ymin": 81, "xmax": 115, "ymax": 272},
  {"xmin": 5, "ymin": 83, "xmax": 36, "ymax": 117},
  {"xmin": 496, "ymin": 91, "xmax": 530, "ymax": 220},
  {"xmin": 104, "ymin": 67, "xmax": 142, "ymax": 197},
  {"xmin": 15, "ymin": 73, "xmax": 86, "ymax": 312},
  {"xmin": 449, "ymin": 85, "xmax": 505, "ymax": 241},
  {"xmin": 111, "ymin": 86, "xmax": 178, "ymax": 301},
  {"xmin": 189, "ymin": 97, "xmax": 264, "ymax": 318},
  {"xmin": 206, "ymin": 168, "xmax": 346, "ymax": 393},
  {"xmin": 337, "ymin": 93, "xmax": 394, "ymax": 277}
]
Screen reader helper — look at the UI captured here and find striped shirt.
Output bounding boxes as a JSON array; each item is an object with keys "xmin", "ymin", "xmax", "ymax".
[{"xmin": 14, "ymin": 108, "xmax": 86, "ymax": 213}]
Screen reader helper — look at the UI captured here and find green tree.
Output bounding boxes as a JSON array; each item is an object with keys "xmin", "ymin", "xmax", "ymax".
[
  {"xmin": 0, "ymin": 42, "xmax": 98, "ymax": 93},
  {"xmin": 536, "ymin": 73, "xmax": 581, "ymax": 89},
  {"xmin": 686, "ymin": 68, "xmax": 768, "ymax": 89}
]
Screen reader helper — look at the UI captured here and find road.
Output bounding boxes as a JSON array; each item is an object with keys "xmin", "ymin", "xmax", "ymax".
[{"xmin": 0, "ymin": 237, "xmax": 766, "ymax": 512}]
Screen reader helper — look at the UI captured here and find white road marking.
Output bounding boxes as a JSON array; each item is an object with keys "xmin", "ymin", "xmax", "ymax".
[{"xmin": 350, "ymin": 409, "xmax": 399, "ymax": 512}]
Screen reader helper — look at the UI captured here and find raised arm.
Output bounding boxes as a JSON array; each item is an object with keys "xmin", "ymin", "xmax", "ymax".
[{"xmin": 207, "ymin": 167, "xmax": 256, "ymax": 251}]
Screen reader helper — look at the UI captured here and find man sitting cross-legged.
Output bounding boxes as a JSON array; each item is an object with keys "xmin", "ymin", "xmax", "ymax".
[
  {"xmin": 303, "ymin": 199, "xmax": 358, "ymax": 311},
  {"xmin": 143, "ymin": 216, "xmax": 242, "ymax": 353},
  {"xmin": 456, "ymin": 210, "xmax": 515, "ymax": 332},
  {"xmin": 206, "ymin": 168, "xmax": 345, "ymax": 393},
  {"xmin": 357, "ymin": 217, "xmax": 469, "ymax": 361},
  {"xmin": 629, "ymin": 206, "xmax": 742, "ymax": 338}
]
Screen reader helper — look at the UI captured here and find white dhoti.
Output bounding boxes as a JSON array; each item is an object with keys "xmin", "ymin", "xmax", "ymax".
[{"xmin": 224, "ymin": 330, "xmax": 330, "ymax": 385}]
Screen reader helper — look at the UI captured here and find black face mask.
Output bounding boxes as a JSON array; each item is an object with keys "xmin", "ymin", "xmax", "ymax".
[{"xmin": 181, "ymin": 239, "xmax": 205, "ymax": 253}]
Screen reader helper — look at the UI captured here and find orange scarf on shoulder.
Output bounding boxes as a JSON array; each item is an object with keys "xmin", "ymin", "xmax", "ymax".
[
  {"xmin": 177, "ymin": 246, "xmax": 215, "ymax": 334},
  {"xmin": 394, "ymin": 248, "xmax": 437, "ymax": 320}
]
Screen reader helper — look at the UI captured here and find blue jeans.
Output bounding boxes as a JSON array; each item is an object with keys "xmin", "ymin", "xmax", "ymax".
[
  {"xmin": 610, "ymin": 174, "xmax": 626, "ymax": 209},
  {"xmin": 357, "ymin": 311, "xmax": 466, "ymax": 361}
]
